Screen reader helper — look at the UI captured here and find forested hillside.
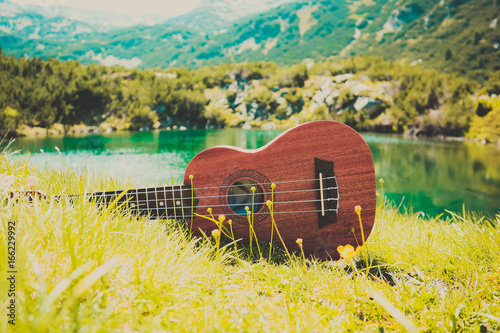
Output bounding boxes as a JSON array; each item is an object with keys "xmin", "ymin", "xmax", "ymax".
[
  {"xmin": 1, "ymin": 0, "xmax": 498, "ymax": 80},
  {"xmin": 1, "ymin": 50, "xmax": 499, "ymax": 142}
]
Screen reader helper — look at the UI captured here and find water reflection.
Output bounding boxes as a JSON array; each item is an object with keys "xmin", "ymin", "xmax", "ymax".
[
  {"xmin": 8, "ymin": 130, "xmax": 500, "ymax": 216},
  {"xmin": 366, "ymin": 135, "xmax": 500, "ymax": 216},
  {"xmin": 159, "ymin": 130, "xmax": 208, "ymax": 153}
]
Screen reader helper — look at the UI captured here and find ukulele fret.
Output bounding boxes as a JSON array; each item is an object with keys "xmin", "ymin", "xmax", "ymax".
[
  {"xmin": 171, "ymin": 186, "xmax": 177, "ymax": 219},
  {"xmin": 135, "ymin": 188, "xmax": 140, "ymax": 210},
  {"xmin": 154, "ymin": 187, "xmax": 160, "ymax": 217},
  {"xmin": 179, "ymin": 186, "xmax": 185, "ymax": 220},
  {"xmin": 136, "ymin": 188, "xmax": 149, "ymax": 214},
  {"xmin": 116, "ymin": 190, "xmax": 128, "ymax": 209},
  {"xmin": 163, "ymin": 187, "xmax": 169, "ymax": 218}
]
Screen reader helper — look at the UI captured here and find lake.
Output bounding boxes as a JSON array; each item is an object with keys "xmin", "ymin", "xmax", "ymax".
[{"xmin": 7, "ymin": 129, "xmax": 500, "ymax": 217}]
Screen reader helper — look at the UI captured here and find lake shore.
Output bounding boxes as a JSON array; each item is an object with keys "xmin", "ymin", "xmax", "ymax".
[{"xmin": 8, "ymin": 122, "xmax": 500, "ymax": 147}]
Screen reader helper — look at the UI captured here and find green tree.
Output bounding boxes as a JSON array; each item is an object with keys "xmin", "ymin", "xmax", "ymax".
[
  {"xmin": 445, "ymin": 49, "xmax": 453, "ymax": 61},
  {"xmin": 0, "ymin": 106, "xmax": 20, "ymax": 131}
]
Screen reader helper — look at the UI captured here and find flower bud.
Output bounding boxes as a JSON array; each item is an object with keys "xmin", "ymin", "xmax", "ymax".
[
  {"xmin": 26, "ymin": 176, "xmax": 39, "ymax": 187},
  {"xmin": 211, "ymin": 229, "xmax": 221, "ymax": 239}
]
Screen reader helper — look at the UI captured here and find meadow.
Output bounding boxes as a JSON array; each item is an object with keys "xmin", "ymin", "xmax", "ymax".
[{"xmin": 1, "ymin": 150, "xmax": 499, "ymax": 332}]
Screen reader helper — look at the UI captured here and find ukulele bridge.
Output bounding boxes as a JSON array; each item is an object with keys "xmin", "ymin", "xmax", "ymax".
[{"xmin": 315, "ymin": 158, "xmax": 338, "ymax": 228}]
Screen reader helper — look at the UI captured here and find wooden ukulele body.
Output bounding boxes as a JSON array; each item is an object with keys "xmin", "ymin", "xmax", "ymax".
[{"xmin": 184, "ymin": 121, "xmax": 376, "ymax": 260}]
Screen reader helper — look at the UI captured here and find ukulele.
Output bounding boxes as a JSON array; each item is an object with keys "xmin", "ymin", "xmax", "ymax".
[{"xmin": 12, "ymin": 120, "xmax": 377, "ymax": 260}]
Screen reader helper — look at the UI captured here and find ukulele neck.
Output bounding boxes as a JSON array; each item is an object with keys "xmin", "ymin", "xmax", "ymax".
[{"xmin": 91, "ymin": 184, "xmax": 196, "ymax": 220}]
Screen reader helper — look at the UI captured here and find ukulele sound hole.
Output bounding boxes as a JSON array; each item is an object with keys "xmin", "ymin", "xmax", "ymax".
[{"xmin": 227, "ymin": 179, "xmax": 264, "ymax": 216}]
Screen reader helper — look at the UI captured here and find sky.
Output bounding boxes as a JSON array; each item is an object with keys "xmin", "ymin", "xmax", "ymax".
[{"xmin": 11, "ymin": 0, "xmax": 203, "ymax": 17}]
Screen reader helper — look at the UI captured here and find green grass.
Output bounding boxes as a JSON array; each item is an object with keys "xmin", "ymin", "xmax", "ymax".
[{"xmin": 1, "ymin": 152, "xmax": 499, "ymax": 332}]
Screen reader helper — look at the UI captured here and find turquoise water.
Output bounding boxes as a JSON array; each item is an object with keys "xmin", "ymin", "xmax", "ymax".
[{"xmin": 7, "ymin": 129, "xmax": 500, "ymax": 217}]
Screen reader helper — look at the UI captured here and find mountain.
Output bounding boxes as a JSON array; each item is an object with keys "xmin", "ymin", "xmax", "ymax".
[
  {"xmin": 0, "ymin": 0, "xmax": 499, "ymax": 79},
  {"xmin": 345, "ymin": 0, "xmax": 500, "ymax": 80},
  {"xmin": 0, "ymin": 0, "xmax": 168, "ymax": 39},
  {"xmin": 0, "ymin": 0, "xmax": 97, "ymax": 43},
  {"xmin": 0, "ymin": 0, "xmax": 170, "ymax": 64},
  {"xmin": 166, "ymin": 0, "xmax": 298, "ymax": 29}
]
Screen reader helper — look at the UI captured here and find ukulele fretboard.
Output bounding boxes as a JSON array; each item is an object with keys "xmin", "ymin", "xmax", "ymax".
[{"xmin": 91, "ymin": 185, "xmax": 196, "ymax": 219}]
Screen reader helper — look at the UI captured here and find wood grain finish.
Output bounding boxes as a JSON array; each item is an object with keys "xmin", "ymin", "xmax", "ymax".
[{"xmin": 184, "ymin": 120, "xmax": 376, "ymax": 260}]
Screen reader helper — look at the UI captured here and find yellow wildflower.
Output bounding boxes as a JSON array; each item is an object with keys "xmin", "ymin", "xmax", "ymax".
[{"xmin": 337, "ymin": 244, "xmax": 361, "ymax": 260}]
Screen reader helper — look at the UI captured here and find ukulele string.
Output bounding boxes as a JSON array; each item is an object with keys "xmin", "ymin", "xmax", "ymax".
[
  {"xmin": 66, "ymin": 186, "xmax": 338, "ymax": 209},
  {"xmin": 126, "ymin": 208, "xmax": 339, "ymax": 217},
  {"xmin": 84, "ymin": 186, "xmax": 332, "ymax": 201},
  {"xmin": 51, "ymin": 175, "xmax": 338, "ymax": 212},
  {"xmin": 95, "ymin": 190, "xmax": 341, "ymax": 217},
  {"xmin": 54, "ymin": 176, "xmax": 340, "ymax": 216},
  {"xmin": 180, "ymin": 176, "xmax": 337, "ymax": 190},
  {"xmin": 65, "ymin": 176, "xmax": 337, "ymax": 201},
  {"xmin": 55, "ymin": 192, "xmax": 341, "ymax": 218},
  {"xmin": 120, "ymin": 196, "xmax": 339, "ymax": 211},
  {"xmin": 183, "ymin": 186, "xmax": 337, "ymax": 200}
]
